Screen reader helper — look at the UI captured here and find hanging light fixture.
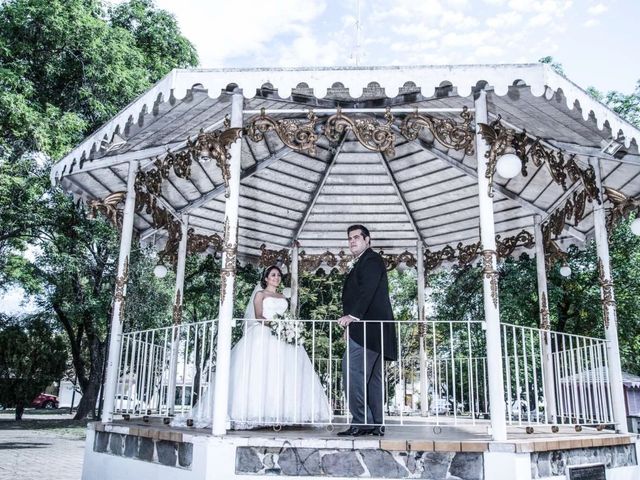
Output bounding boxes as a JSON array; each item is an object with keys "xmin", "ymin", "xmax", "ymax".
[
  {"xmin": 496, "ymin": 150, "xmax": 522, "ymax": 179},
  {"xmin": 559, "ymin": 262, "xmax": 572, "ymax": 278}
]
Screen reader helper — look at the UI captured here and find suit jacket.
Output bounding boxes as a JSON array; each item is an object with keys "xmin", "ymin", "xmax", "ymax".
[{"xmin": 342, "ymin": 248, "xmax": 398, "ymax": 361}]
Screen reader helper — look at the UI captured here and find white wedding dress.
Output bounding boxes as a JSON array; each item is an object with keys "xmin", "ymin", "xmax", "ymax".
[
  {"xmin": 228, "ymin": 296, "xmax": 332, "ymax": 429},
  {"xmin": 179, "ymin": 293, "xmax": 331, "ymax": 429}
]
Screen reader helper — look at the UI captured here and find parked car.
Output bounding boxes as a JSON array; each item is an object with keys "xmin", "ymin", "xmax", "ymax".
[
  {"xmin": 429, "ymin": 398, "xmax": 451, "ymax": 415},
  {"xmin": 114, "ymin": 394, "xmax": 140, "ymax": 413},
  {"xmin": 31, "ymin": 393, "xmax": 59, "ymax": 409}
]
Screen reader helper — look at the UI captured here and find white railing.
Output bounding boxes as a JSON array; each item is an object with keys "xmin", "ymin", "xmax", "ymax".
[{"xmin": 114, "ymin": 318, "xmax": 612, "ymax": 429}]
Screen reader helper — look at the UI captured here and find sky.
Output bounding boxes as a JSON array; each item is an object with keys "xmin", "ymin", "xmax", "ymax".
[
  {"xmin": 2, "ymin": 0, "xmax": 639, "ymax": 315},
  {"xmin": 145, "ymin": 0, "xmax": 639, "ymax": 94}
]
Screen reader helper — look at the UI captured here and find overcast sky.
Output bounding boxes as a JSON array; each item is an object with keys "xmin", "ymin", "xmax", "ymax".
[
  {"xmin": 146, "ymin": 0, "xmax": 639, "ymax": 94},
  {"xmin": 2, "ymin": 0, "xmax": 639, "ymax": 315}
]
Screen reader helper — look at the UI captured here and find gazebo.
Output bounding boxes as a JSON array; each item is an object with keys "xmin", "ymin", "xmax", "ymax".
[{"xmin": 51, "ymin": 65, "xmax": 640, "ymax": 480}]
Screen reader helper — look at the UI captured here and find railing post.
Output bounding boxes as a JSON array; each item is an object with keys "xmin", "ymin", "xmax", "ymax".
[
  {"xmin": 167, "ymin": 215, "xmax": 189, "ymax": 415},
  {"xmin": 592, "ymin": 158, "xmax": 628, "ymax": 433},
  {"xmin": 474, "ymin": 89, "xmax": 507, "ymax": 440},
  {"xmin": 212, "ymin": 91, "xmax": 244, "ymax": 435},
  {"xmin": 103, "ymin": 160, "xmax": 139, "ymax": 422},
  {"xmin": 534, "ymin": 214, "xmax": 558, "ymax": 423}
]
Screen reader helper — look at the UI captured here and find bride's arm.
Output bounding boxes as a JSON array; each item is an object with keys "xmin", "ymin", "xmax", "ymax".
[{"xmin": 253, "ymin": 291, "xmax": 266, "ymax": 319}]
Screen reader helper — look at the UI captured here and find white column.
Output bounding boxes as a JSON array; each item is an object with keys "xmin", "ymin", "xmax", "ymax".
[
  {"xmin": 212, "ymin": 92, "xmax": 243, "ymax": 435},
  {"xmin": 103, "ymin": 160, "xmax": 139, "ymax": 422},
  {"xmin": 416, "ymin": 241, "xmax": 429, "ymax": 416},
  {"xmin": 290, "ymin": 242, "xmax": 299, "ymax": 318},
  {"xmin": 167, "ymin": 215, "xmax": 189, "ymax": 415},
  {"xmin": 474, "ymin": 90, "xmax": 507, "ymax": 440},
  {"xmin": 592, "ymin": 158, "xmax": 628, "ymax": 433},
  {"xmin": 534, "ymin": 214, "xmax": 557, "ymax": 423}
]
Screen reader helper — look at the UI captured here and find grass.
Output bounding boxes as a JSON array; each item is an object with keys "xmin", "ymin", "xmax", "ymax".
[{"xmin": 0, "ymin": 409, "xmax": 91, "ymax": 440}]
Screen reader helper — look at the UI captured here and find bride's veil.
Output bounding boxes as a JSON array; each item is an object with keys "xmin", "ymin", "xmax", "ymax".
[{"xmin": 243, "ymin": 283, "xmax": 263, "ymax": 322}]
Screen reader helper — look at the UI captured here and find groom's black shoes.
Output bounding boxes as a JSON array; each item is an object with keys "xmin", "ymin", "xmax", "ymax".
[
  {"xmin": 370, "ymin": 426, "xmax": 385, "ymax": 436},
  {"xmin": 336, "ymin": 426, "xmax": 374, "ymax": 437}
]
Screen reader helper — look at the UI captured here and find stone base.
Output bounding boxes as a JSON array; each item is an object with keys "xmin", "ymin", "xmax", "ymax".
[{"xmin": 81, "ymin": 422, "xmax": 640, "ymax": 480}]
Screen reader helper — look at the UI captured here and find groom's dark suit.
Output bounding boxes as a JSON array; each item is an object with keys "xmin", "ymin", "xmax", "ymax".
[{"xmin": 342, "ymin": 247, "xmax": 397, "ymax": 426}]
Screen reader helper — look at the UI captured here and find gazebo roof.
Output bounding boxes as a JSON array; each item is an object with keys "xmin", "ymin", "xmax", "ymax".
[{"xmin": 51, "ymin": 64, "xmax": 640, "ymax": 265}]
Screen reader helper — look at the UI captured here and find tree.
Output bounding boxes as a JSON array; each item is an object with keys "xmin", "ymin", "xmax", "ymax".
[
  {"xmin": 0, "ymin": 0, "xmax": 198, "ymax": 418},
  {"xmin": 587, "ymin": 81, "xmax": 640, "ymax": 128},
  {"xmin": 0, "ymin": 313, "xmax": 67, "ymax": 408}
]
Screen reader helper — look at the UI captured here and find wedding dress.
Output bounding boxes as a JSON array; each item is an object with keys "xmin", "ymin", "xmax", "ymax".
[
  {"xmin": 228, "ymin": 294, "xmax": 332, "ymax": 429},
  {"xmin": 179, "ymin": 290, "xmax": 331, "ymax": 429}
]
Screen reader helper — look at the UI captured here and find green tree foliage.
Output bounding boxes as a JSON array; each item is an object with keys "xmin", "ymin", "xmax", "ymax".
[
  {"xmin": 0, "ymin": 0, "xmax": 198, "ymax": 418},
  {"xmin": 587, "ymin": 82, "xmax": 640, "ymax": 128},
  {"xmin": 0, "ymin": 313, "xmax": 67, "ymax": 408}
]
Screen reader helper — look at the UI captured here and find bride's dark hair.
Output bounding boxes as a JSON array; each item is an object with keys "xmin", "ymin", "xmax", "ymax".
[{"xmin": 261, "ymin": 265, "xmax": 283, "ymax": 289}]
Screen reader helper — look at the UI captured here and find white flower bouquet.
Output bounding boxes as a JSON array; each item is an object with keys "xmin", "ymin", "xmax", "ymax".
[{"xmin": 270, "ymin": 311, "xmax": 305, "ymax": 345}]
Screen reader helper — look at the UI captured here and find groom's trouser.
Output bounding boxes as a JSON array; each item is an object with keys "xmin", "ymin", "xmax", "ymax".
[{"xmin": 342, "ymin": 338, "xmax": 383, "ymax": 425}]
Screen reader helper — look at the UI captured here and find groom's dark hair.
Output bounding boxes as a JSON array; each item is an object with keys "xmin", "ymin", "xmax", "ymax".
[
  {"xmin": 261, "ymin": 265, "xmax": 283, "ymax": 289},
  {"xmin": 347, "ymin": 224, "xmax": 370, "ymax": 241}
]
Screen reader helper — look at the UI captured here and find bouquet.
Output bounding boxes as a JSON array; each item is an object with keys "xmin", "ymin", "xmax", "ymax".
[{"xmin": 270, "ymin": 311, "xmax": 305, "ymax": 345}]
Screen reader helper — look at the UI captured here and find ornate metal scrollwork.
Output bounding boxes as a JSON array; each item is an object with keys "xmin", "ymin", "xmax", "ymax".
[
  {"xmin": 245, "ymin": 109, "xmax": 319, "ymax": 155},
  {"xmin": 496, "ymin": 229, "xmax": 535, "ymax": 258},
  {"xmin": 173, "ymin": 289, "xmax": 182, "ymax": 325},
  {"xmin": 539, "ymin": 291, "xmax": 550, "ymax": 331},
  {"xmin": 258, "ymin": 244, "xmax": 291, "ymax": 269},
  {"xmin": 299, "ymin": 250, "xmax": 339, "ymax": 272},
  {"xmin": 87, "ymin": 191, "xmax": 126, "ymax": 229},
  {"xmin": 218, "ymin": 217, "xmax": 238, "ymax": 306},
  {"xmin": 598, "ymin": 258, "xmax": 616, "ymax": 329},
  {"xmin": 478, "ymin": 116, "xmax": 601, "ymax": 200},
  {"xmin": 604, "ymin": 187, "xmax": 640, "ymax": 232},
  {"xmin": 424, "ymin": 245, "xmax": 456, "ymax": 271},
  {"xmin": 114, "ymin": 256, "xmax": 129, "ymax": 320},
  {"xmin": 377, "ymin": 250, "xmax": 417, "ymax": 271},
  {"xmin": 400, "ymin": 106, "xmax": 475, "ymax": 155},
  {"xmin": 478, "ymin": 117, "xmax": 526, "ymax": 197},
  {"xmin": 325, "ymin": 107, "xmax": 396, "ymax": 157},
  {"xmin": 457, "ymin": 241, "xmax": 483, "ymax": 267},
  {"xmin": 196, "ymin": 125, "xmax": 243, "ymax": 198},
  {"xmin": 481, "ymin": 250, "xmax": 499, "ymax": 309},
  {"xmin": 187, "ymin": 229, "xmax": 223, "ymax": 256}
]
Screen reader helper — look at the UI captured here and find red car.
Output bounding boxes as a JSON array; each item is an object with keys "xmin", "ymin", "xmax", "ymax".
[{"xmin": 31, "ymin": 393, "xmax": 59, "ymax": 409}]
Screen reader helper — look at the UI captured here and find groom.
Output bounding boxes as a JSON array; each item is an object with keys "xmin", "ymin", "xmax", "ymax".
[{"xmin": 337, "ymin": 225, "xmax": 398, "ymax": 437}]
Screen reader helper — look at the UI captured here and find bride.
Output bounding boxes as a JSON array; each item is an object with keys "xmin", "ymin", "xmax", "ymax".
[
  {"xmin": 183, "ymin": 265, "xmax": 331, "ymax": 428},
  {"xmin": 228, "ymin": 265, "xmax": 331, "ymax": 428}
]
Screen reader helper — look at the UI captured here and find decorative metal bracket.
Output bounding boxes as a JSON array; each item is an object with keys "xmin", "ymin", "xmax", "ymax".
[
  {"xmin": 481, "ymin": 250, "xmax": 499, "ymax": 308},
  {"xmin": 496, "ymin": 230, "xmax": 534, "ymax": 258},
  {"xmin": 114, "ymin": 256, "xmax": 129, "ymax": 320},
  {"xmin": 604, "ymin": 187, "xmax": 640, "ymax": 233},
  {"xmin": 539, "ymin": 291, "xmax": 550, "ymax": 331},
  {"xmin": 400, "ymin": 106, "xmax": 475, "ymax": 155},
  {"xmin": 478, "ymin": 116, "xmax": 600, "ymax": 201},
  {"xmin": 87, "ymin": 191, "xmax": 126, "ymax": 229},
  {"xmin": 259, "ymin": 244, "xmax": 291, "ymax": 269},
  {"xmin": 325, "ymin": 107, "xmax": 396, "ymax": 157},
  {"xmin": 246, "ymin": 109, "xmax": 319, "ymax": 155}
]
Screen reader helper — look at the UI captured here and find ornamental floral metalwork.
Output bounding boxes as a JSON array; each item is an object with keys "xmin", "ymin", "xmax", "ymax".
[
  {"xmin": 495, "ymin": 230, "xmax": 535, "ymax": 258},
  {"xmin": 325, "ymin": 107, "xmax": 396, "ymax": 157},
  {"xmin": 87, "ymin": 191, "xmax": 126, "ymax": 229},
  {"xmin": 258, "ymin": 244, "xmax": 291, "ymax": 269},
  {"xmin": 114, "ymin": 256, "xmax": 129, "ymax": 320},
  {"xmin": 299, "ymin": 250, "xmax": 339, "ymax": 272},
  {"xmin": 219, "ymin": 218, "xmax": 238, "ymax": 306},
  {"xmin": 245, "ymin": 109, "xmax": 319, "ymax": 155},
  {"xmin": 400, "ymin": 106, "xmax": 475, "ymax": 155},
  {"xmin": 482, "ymin": 250, "xmax": 499, "ymax": 309},
  {"xmin": 604, "ymin": 187, "xmax": 640, "ymax": 232},
  {"xmin": 477, "ymin": 117, "xmax": 525, "ymax": 197},
  {"xmin": 539, "ymin": 291, "xmax": 550, "ymax": 331},
  {"xmin": 196, "ymin": 123, "xmax": 243, "ymax": 198},
  {"xmin": 424, "ymin": 245, "xmax": 456, "ymax": 271},
  {"xmin": 598, "ymin": 258, "xmax": 616, "ymax": 329},
  {"xmin": 187, "ymin": 229, "xmax": 223, "ymax": 256},
  {"xmin": 297, "ymin": 249, "xmax": 416, "ymax": 273},
  {"xmin": 172, "ymin": 289, "xmax": 182, "ymax": 325},
  {"xmin": 478, "ymin": 116, "xmax": 600, "ymax": 200}
]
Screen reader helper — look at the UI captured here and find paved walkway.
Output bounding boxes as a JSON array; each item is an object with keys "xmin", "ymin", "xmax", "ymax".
[{"xmin": 0, "ymin": 412, "xmax": 86, "ymax": 480}]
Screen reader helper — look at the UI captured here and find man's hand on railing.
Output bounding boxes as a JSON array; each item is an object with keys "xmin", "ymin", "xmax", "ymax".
[{"xmin": 338, "ymin": 315, "xmax": 356, "ymax": 327}]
